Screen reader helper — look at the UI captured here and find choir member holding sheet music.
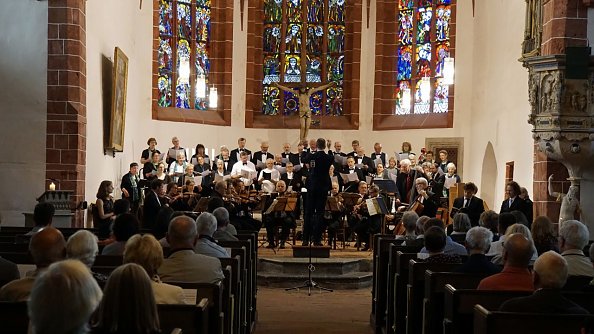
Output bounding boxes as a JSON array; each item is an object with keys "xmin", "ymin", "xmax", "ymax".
[
  {"xmin": 347, "ymin": 139, "xmax": 360, "ymax": 157},
  {"xmin": 190, "ymin": 143, "xmax": 210, "ymax": 166},
  {"xmin": 212, "ymin": 146, "xmax": 233, "ymax": 174},
  {"xmin": 166, "ymin": 136, "xmax": 186, "ymax": 165},
  {"xmin": 140, "ymin": 137, "xmax": 160, "ymax": 165},
  {"xmin": 143, "ymin": 151, "xmax": 161, "ymax": 179},
  {"xmin": 273, "ymin": 154, "xmax": 284, "ymax": 167},
  {"xmin": 214, "ymin": 160, "xmax": 231, "ymax": 181},
  {"xmin": 438, "ymin": 162, "xmax": 461, "ymax": 198},
  {"xmin": 341, "ymin": 156, "xmax": 365, "ymax": 192},
  {"xmin": 258, "ymin": 158, "xmax": 280, "ymax": 193},
  {"xmin": 371, "ymin": 142, "xmax": 386, "ymax": 166},
  {"xmin": 251, "ymin": 141, "xmax": 274, "ymax": 171},
  {"xmin": 230, "ymin": 137, "xmax": 252, "ymax": 163},
  {"xmin": 231, "ymin": 151, "xmax": 257, "ymax": 187},
  {"xmin": 169, "ymin": 152, "xmax": 188, "ymax": 184},
  {"xmin": 437, "ymin": 149, "xmax": 451, "ymax": 173},
  {"xmin": 328, "ymin": 164, "xmax": 343, "ymax": 192},
  {"xmin": 332, "ymin": 141, "xmax": 347, "ymax": 156},
  {"xmin": 355, "ymin": 148, "xmax": 375, "ymax": 175},
  {"xmin": 153, "ymin": 162, "xmax": 172, "ymax": 184}
]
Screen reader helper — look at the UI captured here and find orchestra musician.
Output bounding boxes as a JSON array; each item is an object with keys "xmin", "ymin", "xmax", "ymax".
[
  {"xmin": 451, "ymin": 182, "xmax": 485, "ymax": 227},
  {"xmin": 351, "ymin": 182, "xmax": 383, "ymax": 251},
  {"xmin": 262, "ymin": 180, "xmax": 296, "ymax": 249},
  {"xmin": 324, "ymin": 182, "xmax": 345, "ymax": 249},
  {"xmin": 347, "ymin": 181, "xmax": 369, "ymax": 231},
  {"xmin": 395, "ymin": 159, "xmax": 425, "ymax": 204},
  {"xmin": 405, "ymin": 177, "xmax": 440, "ymax": 217},
  {"xmin": 226, "ymin": 179, "xmax": 262, "ymax": 232},
  {"xmin": 142, "ymin": 179, "xmax": 165, "ymax": 232}
]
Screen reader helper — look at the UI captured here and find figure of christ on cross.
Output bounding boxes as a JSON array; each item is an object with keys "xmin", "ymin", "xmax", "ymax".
[{"xmin": 273, "ymin": 81, "xmax": 336, "ymax": 141}]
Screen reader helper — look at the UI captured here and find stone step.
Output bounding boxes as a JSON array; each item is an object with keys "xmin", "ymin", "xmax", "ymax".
[
  {"xmin": 258, "ymin": 257, "xmax": 372, "ymax": 275},
  {"xmin": 257, "ymin": 271, "xmax": 373, "ymax": 290}
]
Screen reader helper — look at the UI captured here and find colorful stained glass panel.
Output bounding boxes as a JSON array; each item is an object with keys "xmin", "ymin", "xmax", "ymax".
[
  {"xmin": 287, "ymin": 0, "xmax": 302, "ymax": 22},
  {"xmin": 264, "ymin": 0, "xmax": 282, "ymax": 22},
  {"xmin": 306, "ymin": 55, "xmax": 322, "ymax": 83},
  {"xmin": 434, "ymin": 79, "xmax": 449, "ymax": 113},
  {"xmin": 195, "ymin": 42, "xmax": 210, "ymax": 75},
  {"xmin": 284, "ymin": 54, "xmax": 302, "ymax": 82},
  {"xmin": 196, "ymin": 7, "xmax": 211, "ymax": 42},
  {"xmin": 176, "ymin": 39, "xmax": 191, "ymax": 109},
  {"xmin": 158, "ymin": 75, "xmax": 172, "ymax": 108},
  {"xmin": 328, "ymin": 0, "xmax": 345, "ymax": 22},
  {"xmin": 159, "ymin": 0, "xmax": 173, "ymax": 36},
  {"xmin": 418, "ymin": 0, "xmax": 433, "ymax": 6},
  {"xmin": 263, "ymin": 86, "xmax": 280, "ymax": 115},
  {"xmin": 285, "ymin": 24, "xmax": 302, "ymax": 53},
  {"xmin": 308, "ymin": 0, "xmax": 324, "ymax": 22},
  {"xmin": 327, "ymin": 55, "xmax": 344, "ymax": 83},
  {"xmin": 416, "ymin": 7, "xmax": 432, "ymax": 44},
  {"xmin": 284, "ymin": 91, "xmax": 299, "ymax": 115},
  {"xmin": 397, "ymin": 46, "xmax": 412, "ymax": 81},
  {"xmin": 326, "ymin": 87, "xmax": 343, "ymax": 115},
  {"xmin": 416, "ymin": 43, "xmax": 431, "ymax": 77},
  {"xmin": 310, "ymin": 91, "xmax": 323, "ymax": 115},
  {"xmin": 414, "ymin": 79, "xmax": 431, "ymax": 114},
  {"xmin": 436, "ymin": 5, "xmax": 450, "ymax": 41},
  {"xmin": 398, "ymin": 10, "xmax": 413, "ymax": 45},
  {"xmin": 399, "ymin": 0, "xmax": 414, "ymax": 9},
  {"xmin": 435, "ymin": 42, "xmax": 449, "ymax": 77},
  {"xmin": 306, "ymin": 25, "xmax": 323, "ymax": 54},
  {"xmin": 437, "ymin": 0, "xmax": 451, "ymax": 4},
  {"xmin": 394, "ymin": 80, "xmax": 411, "ymax": 115},
  {"xmin": 264, "ymin": 24, "xmax": 281, "ymax": 53},
  {"xmin": 263, "ymin": 55, "xmax": 281, "ymax": 84},
  {"xmin": 177, "ymin": 2, "xmax": 191, "ymax": 39},
  {"xmin": 159, "ymin": 38, "xmax": 173, "ymax": 72},
  {"xmin": 328, "ymin": 25, "xmax": 345, "ymax": 53}
]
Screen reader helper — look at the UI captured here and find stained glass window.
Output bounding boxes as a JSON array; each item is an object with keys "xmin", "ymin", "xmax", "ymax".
[
  {"xmin": 261, "ymin": 0, "xmax": 345, "ymax": 116},
  {"xmin": 394, "ymin": 0, "xmax": 453, "ymax": 115},
  {"xmin": 157, "ymin": 0, "xmax": 212, "ymax": 110}
]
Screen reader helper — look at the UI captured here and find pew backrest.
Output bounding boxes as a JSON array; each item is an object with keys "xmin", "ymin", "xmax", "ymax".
[
  {"xmin": 158, "ymin": 298, "xmax": 209, "ymax": 334},
  {"xmin": 0, "ymin": 301, "xmax": 28, "ymax": 334}
]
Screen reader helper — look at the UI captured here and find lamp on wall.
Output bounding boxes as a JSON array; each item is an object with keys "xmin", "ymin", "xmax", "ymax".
[
  {"xmin": 443, "ymin": 57, "xmax": 455, "ymax": 85},
  {"xmin": 209, "ymin": 86, "xmax": 218, "ymax": 108},
  {"xmin": 196, "ymin": 74, "xmax": 207, "ymax": 98},
  {"xmin": 401, "ymin": 88, "xmax": 412, "ymax": 112},
  {"xmin": 420, "ymin": 77, "xmax": 431, "ymax": 102}
]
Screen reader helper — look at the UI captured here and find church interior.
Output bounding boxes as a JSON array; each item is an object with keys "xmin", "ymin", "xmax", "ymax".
[{"xmin": 1, "ymin": 0, "xmax": 594, "ymax": 333}]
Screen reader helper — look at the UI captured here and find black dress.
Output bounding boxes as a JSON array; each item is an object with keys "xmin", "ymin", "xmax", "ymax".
[{"xmin": 94, "ymin": 198, "xmax": 114, "ymax": 239}]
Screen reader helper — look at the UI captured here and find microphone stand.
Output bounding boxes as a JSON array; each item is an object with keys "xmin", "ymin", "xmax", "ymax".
[{"xmin": 285, "ymin": 214, "xmax": 333, "ymax": 296}]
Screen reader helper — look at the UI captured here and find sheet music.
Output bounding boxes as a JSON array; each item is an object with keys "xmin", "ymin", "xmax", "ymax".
[
  {"xmin": 334, "ymin": 154, "xmax": 348, "ymax": 166},
  {"xmin": 193, "ymin": 175, "xmax": 202, "ymax": 185},
  {"xmin": 354, "ymin": 163, "xmax": 364, "ymax": 169},
  {"xmin": 331, "ymin": 176, "xmax": 338, "ymax": 185},
  {"xmin": 200, "ymin": 170, "xmax": 212, "ymax": 176},
  {"xmin": 256, "ymin": 160, "xmax": 266, "ymax": 169},
  {"xmin": 366, "ymin": 198, "xmax": 379, "ymax": 216},
  {"xmin": 396, "ymin": 152, "xmax": 409, "ymax": 162},
  {"xmin": 374, "ymin": 157, "xmax": 383, "ymax": 167},
  {"xmin": 340, "ymin": 172, "xmax": 359, "ymax": 183},
  {"xmin": 293, "ymin": 164, "xmax": 302, "ymax": 172},
  {"xmin": 444, "ymin": 175, "xmax": 457, "ymax": 190},
  {"xmin": 281, "ymin": 157, "xmax": 289, "ymax": 164},
  {"xmin": 159, "ymin": 152, "xmax": 166, "ymax": 162},
  {"xmin": 264, "ymin": 199, "xmax": 279, "ymax": 214},
  {"xmin": 275, "ymin": 166, "xmax": 287, "ymax": 174},
  {"xmin": 388, "ymin": 172, "xmax": 397, "ymax": 183},
  {"xmin": 241, "ymin": 168, "xmax": 257, "ymax": 180},
  {"xmin": 214, "ymin": 174, "xmax": 231, "ymax": 183},
  {"xmin": 190, "ymin": 157, "xmax": 198, "ymax": 165},
  {"xmin": 365, "ymin": 176, "xmax": 373, "ymax": 184},
  {"xmin": 182, "ymin": 289, "xmax": 197, "ymax": 305},
  {"xmin": 168, "ymin": 148, "xmax": 179, "ymax": 159},
  {"xmin": 204, "ymin": 157, "xmax": 210, "ymax": 165}
]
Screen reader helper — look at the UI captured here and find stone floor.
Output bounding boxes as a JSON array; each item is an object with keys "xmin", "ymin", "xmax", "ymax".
[{"xmin": 254, "ymin": 287, "xmax": 373, "ymax": 334}]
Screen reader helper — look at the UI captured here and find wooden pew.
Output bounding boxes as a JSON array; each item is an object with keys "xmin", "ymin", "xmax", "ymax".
[
  {"xmin": 0, "ymin": 242, "xmax": 29, "ymax": 253},
  {"xmin": 473, "ymin": 304, "xmax": 594, "ymax": 334},
  {"xmin": 0, "ymin": 301, "xmax": 28, "ymax": 334},
  {"xmin": 220, "ymin": 256, "xmax": 242, "ymax": 334},
  {"xmin": 386, "ymin": 249, "xmax": 423, "ymax": 334},
  {"xmin": 443, "ymin": 285, "xmax": 530, "ymax": 334},
  {"xmin": 405, "ymin": 260, "xmax": 464, "ymax": 334},
  {"xmin": 167, "ymin": 281, "xmax": 225, "ymax": 334},
  {"xmin": 422, "ymin": 271, "xmax": 489, "ymax": 334},
  {"xmin": 158, "ymin": 298, "xmax": 210, "ymax": 334},
  {"xmin": 369, "ymin": 235, "xmax": 398, "ymax": 332}
]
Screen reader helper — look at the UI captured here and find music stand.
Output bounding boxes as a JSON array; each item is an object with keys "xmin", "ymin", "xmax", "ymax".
[
  {"xmin": 325, "ymin": 197, "xmax": 345, "ymax": 249},
  {"xmin": 286, "ymin": 198, "xmax": 333, "ymax": 295},
  {"xmin": 192, "ymin": 196, "xmax": 210, "ymax": 213}
]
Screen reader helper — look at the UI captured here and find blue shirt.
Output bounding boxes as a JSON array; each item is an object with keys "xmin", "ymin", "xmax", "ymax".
[{"xmin": 420, "ymin": 236, "xmax": 467, "ymax": 256}]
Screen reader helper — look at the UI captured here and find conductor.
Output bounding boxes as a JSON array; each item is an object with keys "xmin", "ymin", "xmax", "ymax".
[{"xmin": 302, "ymin": 138, "xmax": 334, "ymax": 246}]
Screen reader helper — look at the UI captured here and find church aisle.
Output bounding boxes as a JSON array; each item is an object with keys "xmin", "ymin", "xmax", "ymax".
[{"xmin": 255, "ymin": 287, "xmax": 373, "ymax": 334}]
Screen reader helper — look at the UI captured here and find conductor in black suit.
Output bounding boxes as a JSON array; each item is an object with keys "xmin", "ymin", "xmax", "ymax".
[
  {"xmin": 451, "ymin": 182, "xmax": 485, "ymax": 227},
  {"xmin": 302, "ymin": 138, "xmax": 334, "ymax": 246}
]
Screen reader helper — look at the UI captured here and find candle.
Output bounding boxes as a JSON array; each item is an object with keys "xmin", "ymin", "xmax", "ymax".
[{"xmin": 49, "ymin": 182, "xmax": 56, "ymax": 191}]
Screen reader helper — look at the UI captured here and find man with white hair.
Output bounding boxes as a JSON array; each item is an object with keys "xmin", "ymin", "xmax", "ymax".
[
  {"xmin": 158, "ymin": 215, "xmax": 224, "ymax": 283},
  {"xmin": 456, "ymin": 226, "xmax": 500, "ymax": 275},
  {"xmin": 395, "ymin": 158, "xmax": 426, "ymax": 203},
  {"xmin": 559, "ymin": 220, "xmax": 594, "ymax": 277},
  {"xmin": 395, "ymin": 211, "xmax": 419, "ymax": 241},
  {"xmin": 28, "ymin": 260, "xmax": 103, "ymax": 334},
  {"xmin": 195, "ymin": 212, "xmax": 230, "ymax": 258},
  {"xmin": 500, "ymin": 251, "xmax": 588, "ymax": 314},
  {"xmin": 66, "ymin": 230, "xmax": 108, "ymax": 284},
  {"xmin": 406, "ymin": 177, "xmax": 439, "ymax": 217},
  {"xmin": 212, "ymin": 207, "xmax": 238, "ymax": 242}
]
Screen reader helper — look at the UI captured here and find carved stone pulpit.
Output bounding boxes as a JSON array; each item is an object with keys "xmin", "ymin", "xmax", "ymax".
[
  {"xmin": 23, "ymin": 190, "xmax": 75, "ymax": 228},
  {"xmin": 523, "ymin": 54, "xmax": 594, "ymax": 236}
]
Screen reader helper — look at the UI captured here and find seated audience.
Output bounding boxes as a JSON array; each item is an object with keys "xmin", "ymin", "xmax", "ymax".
[
  {"xmin": 421, "ymin": 226, "xmax": 463, "ymax": 263},
  {"xmin": 66, "ymin": 230, "xmax": 108, "ymax": 284},
  {"xmin": 101, "ymin": 213, "xmax": 139, "ymax": 256},
  {"xmin": 510, "ymin": 210, "xmax": 530, "ymax": 228},
  {"xmin": 486, "ymin": 212, "xmax": 517, "ymax": 257},
  {"xmin": 419, "ymin": 218, "xmax": 467, "ymax": 256},
  {"xmin": 402, "ymin": 215, "xmax": 430, "ymax": 248},
  {"xmin": 113, "ymin": 198, "xmax": 131, "ymax": 216},
  {"xmin": 531, "ymin": 216, "xmax": 559, "ymax": 255},
  {"xmin": 29, "ymin": 260, "xmax": 103, "ymax": 334},
  {"xmin": 491, "ymin": 223, "xmax": 538, "ymax": 265},
  {"xmin": 195, "ymin": 212, "xmax": 230, "ymax": 258},
  {"xmin": 478, "ymin": 233, "xmax": 535, "ymax": 291},
  {"xmin": 448, "ymin": 212, "xmax": 471, "ymax": 244},
  {"xmin": 91, "ymin": 263, "xmax": 161, "ymax": 334},
  {"xmin": 500, "ymin": 251, "xmax": 588, "ymax": 314},
  {"xmin": 158, "ymin": 215, "xmax": 224, "ymax": 283},
  {"xmin": 212, "ymin": 207, "xmax": 238, "ymax": 242},
  {"xmin": 154, "ymin": 206, "xmax": 174, "ymax": 240},
  {"xmin": 0, "ymin": 255, "xmax": 19, "ymax": 288},
  {"xmin": 479, "ymin": 210, "xmax": 500, "ymax": 241},
  {"xmin": 124, "ymin": 234, "xmax": 185, "ymax": 304},
  {"xmin": 0, "ymin": 227, "xmax": 66, "ymax": 301},
  {"xmin": 559, "ymin": 220, "xmax": 594, "ymax": 277},
  {"xmin": 395, "ymin": 211, "xmax": 419, "ymax": 241},
  {"xmin": 26, "ymin": 202, "xmax": 55, "ymax": 236},
  {"xmin": 456, "ymin": 226, "xmax": 500, "ymax": 275}
]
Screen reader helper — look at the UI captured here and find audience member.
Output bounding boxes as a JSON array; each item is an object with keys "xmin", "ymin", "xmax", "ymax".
[
  {"xmin": 486, "ymin": 212, "xmax": 516, "ymax": 257},
  {"xmin": 421, "ymin": 226, "xmax": 462, "ymax": 263},
  {"xmin": 479, "ymin": 210, "xmax": 500, "ymax": 241},
  {"xmin": 448, "ymin": 213, "xmax": 471, "ymax": 244},
  {"xmin": 490, "ymin": 223, "xmax": 538, "ymax": 265},
  {"xmin": 66, "ymin": 230, "xmax": 108, "ymax": 284},
  {"xmin": 213, "ymin": 207, "xmax": 238, "ymax": 242},
  {"xmin": 0, "ymin": 255, "xmax": 19, "ymax": 288},
  {"xmin": 456, "ymin": 227, "xmax": 500, "ymax": 275},
  {"xmin": 154, "ymin": 206, "xmax": 174, "ymax": 240},
  {"xmin": 500, "ymin": 251, "xmax": 588, "ymax": 314},
  {"xmin": 101, "ymin": 213, "xmax": 139, "ymax": 256},
  {"xmin": 510, "ymin": 210, "xmax": 530, "ymax": 228},
  {"xmin": 402, "ymin": 215, "xmax": 429, "ymax": 248},
  {"xmin": 559, "ymin": 220, "xmax": 594, "ymax": 277},
  {"xmin": 29, "ymin": 260, "xmax": 102, "ymax": 334},
  {"xmin": 531, "ymin": 216, "xmax": 559, "ymax": 255},
  {"xmin": 124, "ymin": 234, "xmax": 185, "ymax": 304},
  {"xmin": 419, "ymin": 218, "xmax": 467, "ymax": 256},
  {"xmin": 195, "ymin": 212, "xmax": 230, "ymax": 258},
  {"xmin": 113, "ymin": 199, "xmax": 131, "ymax": 216},
  {"xmin": 158, "ymin": 215, "xmax": 224, "ymax": 283},
  {"xmin": 0, "ymin": 227, "xmax": 66, "ymax": 301},
  {"xmin": 92, "ymin": 263, "xmax": 161, "ymax": 334},
  {"xmin": 478, "ymin": 233, "xmax": 535, "ymax": 291},
  {"xmin": 395, "ymin": 211, "xmax": 419, "ymax": 241},
  {"xmin": 26, "ymin": 203, "xmax": 55, "ymax": 235}
]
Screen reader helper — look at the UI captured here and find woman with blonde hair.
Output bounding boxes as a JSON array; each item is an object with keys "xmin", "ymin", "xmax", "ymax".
[
  {"xmin": 491, "ymin": 223, "xmax": 538, "ymax": 265},
  {"xmin": 123, "ymin": 234, "xmax": 185, "ymax": 304},
  {"xmin": 91, "ymin": 263, "xmax": 161, "ymax": 334}
]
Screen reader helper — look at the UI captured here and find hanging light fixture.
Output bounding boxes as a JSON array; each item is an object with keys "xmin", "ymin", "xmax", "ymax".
[
  {"xmin": 209, "ymin": 86, "xmax": 218, "ymax": 108},
  {"xmin": 196, "ymin": 73, "xmax": 206, "ymax": 98},
  {"xmin": 401, "ymin": 87, "xmax": 412, "ymax": 112},
  {"xmin": 420, "ymin": 77, "xmax": 431, "ymax": 102},
  {"xmin": 443, "ymin": 57, "xmax": 455, "ymax": 85}
]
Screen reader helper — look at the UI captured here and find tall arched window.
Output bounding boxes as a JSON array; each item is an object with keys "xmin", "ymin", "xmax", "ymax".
[
  {"xmin": 152, "ymin": 0, "xmax": 232, "ymax": 125},
  {"xmin": 373, "ymin": 0, "xmax": 456, "ymax": 130},
  {"xmin": 246, "ymin": 0, "xmax": 362, "ymax": 130}
]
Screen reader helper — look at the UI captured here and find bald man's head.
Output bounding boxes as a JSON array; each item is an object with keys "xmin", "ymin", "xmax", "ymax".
[
  {"xmin": 167, "ymin": 215, "xmax": 197, "ymax": 248},
  {"xmin": 533, "ymin": 251, "xmax": 568, "ymax": 289},
  {"xmin": 29, "ymin": 227, "xmax": 66, "ymax": 268},
  {"xmin": 503, "ymin": 233, "xmax": 534, "ymax": 267}
]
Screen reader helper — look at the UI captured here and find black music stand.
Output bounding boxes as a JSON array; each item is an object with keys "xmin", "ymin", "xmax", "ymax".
[
  {"xmin": 286, "ymin": 201, "xmax": 333, "ymax": 295},
  {"xmin": 264, "ymin": 196, "xmax": 298, "ymax": 250},
  {"xmin": 325, "ymin": 196, "xmax": 344, "ymax": 249}
]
